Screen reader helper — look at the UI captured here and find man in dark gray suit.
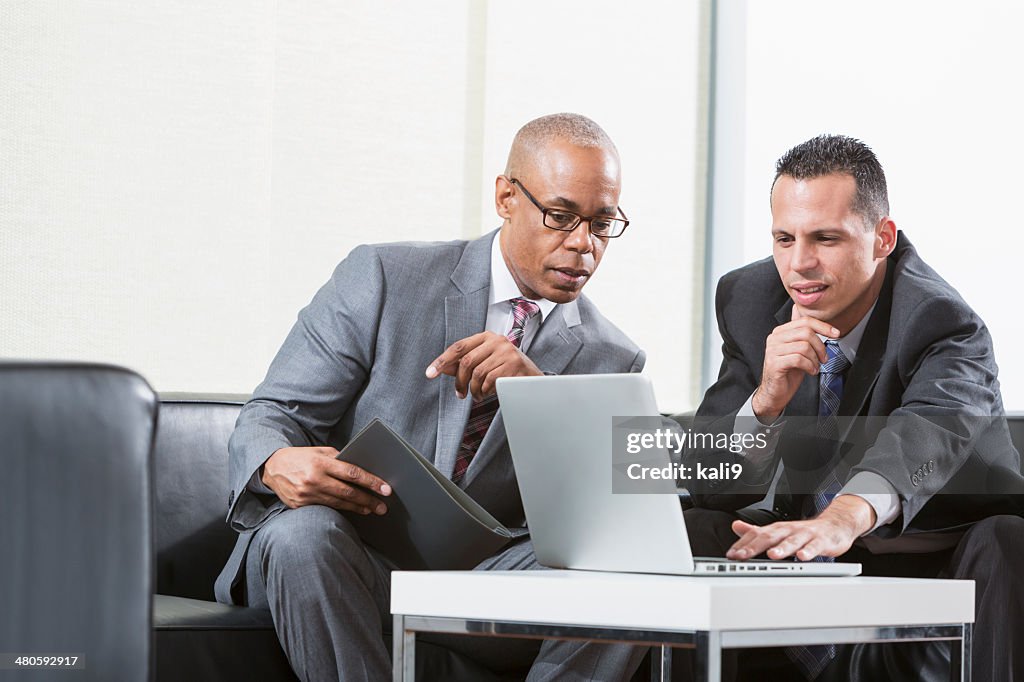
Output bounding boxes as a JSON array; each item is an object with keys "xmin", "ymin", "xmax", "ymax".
[
  {"xmin": 684, "ymin": 134, "xmax": 1024, "ymax": 681},
  {"xmin": 214, "ymin": 113, "xmax": 647, "ymax": 681}
]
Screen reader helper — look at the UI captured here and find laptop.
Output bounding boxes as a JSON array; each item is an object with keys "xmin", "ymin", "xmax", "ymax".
[{"xmin": 495, "ymin": 373, "xmax": 861, "ymax": 577}]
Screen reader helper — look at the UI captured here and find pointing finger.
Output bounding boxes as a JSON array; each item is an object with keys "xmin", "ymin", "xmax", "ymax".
[{"xmin": 425, "ymin": 333, "xmax": 488, "ymax": 379}]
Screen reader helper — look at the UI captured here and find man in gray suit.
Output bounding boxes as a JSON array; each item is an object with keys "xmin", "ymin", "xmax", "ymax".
[
  {"xmin": 683, "ymin": 134, "xmax": 1024, "ymax": 681},
  {"xmin": 214, "ymin": 113, "xmax": 647, "ymax": 681}
]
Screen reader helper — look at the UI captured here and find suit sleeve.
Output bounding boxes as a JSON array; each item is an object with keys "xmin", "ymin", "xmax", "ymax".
[
  {"xmin": 225, "ymin": 245, "xmax": 386, "ymax": 532},
  {"xmin": 850, "ymin": 294, "xmax": 1002, "ymax": 534},
  {"xmin": 686, "ymin": 276, "xmax": 784, "ymax": 510}
]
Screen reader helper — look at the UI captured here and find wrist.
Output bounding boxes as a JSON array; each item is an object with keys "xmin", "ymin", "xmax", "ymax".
[
  {"xmin": 751, "ymin": 387, "xmax": 782, "ymax": 424},
  {"xmin": 828, "ymin": 494, "xmax": 877, "ymax": 537},
  {"xmin": 522, "ymin": 356, "xmax": 544, "ymax": 377},
  {"xmin": 261, "ymin": 449, "xmax": 285, "ymax": 488}
]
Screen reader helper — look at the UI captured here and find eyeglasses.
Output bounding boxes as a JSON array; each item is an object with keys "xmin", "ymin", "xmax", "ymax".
[{"xmin": 508, "ymin": 177, "xmax": 629, "ymax": 239}]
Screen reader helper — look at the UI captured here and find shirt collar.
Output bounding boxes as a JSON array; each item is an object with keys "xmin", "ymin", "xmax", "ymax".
[
  {"xmin": 489, "ymin": 231, "xmax": 557, "ymax": 321},
  {"xmin": 817, "ymin": 300, "xmax": 877, "ymax": 365}
]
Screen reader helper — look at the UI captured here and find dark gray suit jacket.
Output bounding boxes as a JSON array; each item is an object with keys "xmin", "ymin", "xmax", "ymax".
[
  {"xmin": 215, "ymin": 230, "xmax": 644, "ymax": 604},
  {"xmin": 691, "ymin": 231, "xmax": 1023, "ymax": 546}
]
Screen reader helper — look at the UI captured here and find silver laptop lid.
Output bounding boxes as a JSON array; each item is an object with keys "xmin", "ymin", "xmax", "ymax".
[{"xmin": 497, "ymin": 373, "xmax": 697, "ymax": 574}]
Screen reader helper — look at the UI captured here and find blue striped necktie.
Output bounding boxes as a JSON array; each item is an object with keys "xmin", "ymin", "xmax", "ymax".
[
  {"xmin": 811, "ymin": 339, "xmax": 851, "ymax": 517},
  {"xmin": 787, "ymin": 339, "xmax": 850, "ymax": 679}
]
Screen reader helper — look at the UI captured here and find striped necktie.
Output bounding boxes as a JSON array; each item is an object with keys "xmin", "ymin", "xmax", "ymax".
[
  {"xmin": 451, "ymin": 297, "xmax": 540, "ymax": 484},
  {"xmin": 787, "ymin": 339, "xmax": 850, "ymax": 679},
  {"xmin": 810, "ymin": 339, "xmax": 851, "ymax": 517}
]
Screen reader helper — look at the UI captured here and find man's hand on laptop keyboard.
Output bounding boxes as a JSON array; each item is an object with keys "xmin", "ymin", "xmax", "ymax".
[{"xmin": 725, "ymin": 495, "xmax": 877, "ymax": 561}]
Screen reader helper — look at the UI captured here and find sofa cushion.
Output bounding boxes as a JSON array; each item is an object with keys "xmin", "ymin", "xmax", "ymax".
[
  {"xmin": 155, "ymin": 595, "xmax": 297, "ymax": 681},
  {"xmin": 154, "ymin": 594, "xmax": 517, "ymax": 681}
]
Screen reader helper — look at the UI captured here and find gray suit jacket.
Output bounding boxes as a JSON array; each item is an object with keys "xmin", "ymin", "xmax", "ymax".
[
  {"xmin": 690, "ymin": 231, "xmax": 1023, "ymax": 545},
  {"xmin": 215, "ymin": 230, "xmax": 644, "ymax": 604}
]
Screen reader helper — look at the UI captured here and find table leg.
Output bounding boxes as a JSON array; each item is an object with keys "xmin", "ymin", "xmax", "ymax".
[
  {"xmin": 392, "ymin": 614, "xmax": 415, "ymax": 682},
  {"xmin": 959, "ymin": 623, "xmax": 972, "ymax": 682},
  {"xmin": 651, "ymin": 644, "xmax": 672, "ymax": 682},
  {"xmin": 694, "ymin": 631, "xmax": 722, "ymax": 682}
]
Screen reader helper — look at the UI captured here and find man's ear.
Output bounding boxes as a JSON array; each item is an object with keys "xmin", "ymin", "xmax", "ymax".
[
  {"xmin": 874, "ymin": 217, "xmax": 897, "ymax": 258},
  {"xmin": 495, "ymin": 175, "xmax": 515, "ymax": 220}
]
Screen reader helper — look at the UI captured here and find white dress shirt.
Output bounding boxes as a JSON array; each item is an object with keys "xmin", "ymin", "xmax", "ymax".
[{"xmin": 486, "ymin": 232, "xmax": 555, "ymax": 348}]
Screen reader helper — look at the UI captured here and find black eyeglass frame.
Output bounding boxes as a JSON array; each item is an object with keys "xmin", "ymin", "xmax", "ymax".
[{"xmin": 507, "ymin": 177, "xmax": 630, "ymax": 239}]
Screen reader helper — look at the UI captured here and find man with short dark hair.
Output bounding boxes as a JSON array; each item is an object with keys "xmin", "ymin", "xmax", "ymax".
[
  {"xmin": 214, "ymin": 113, "xmax": 647, "ymax": 681},
  {"xmin": 686, "ymin": 134, "xmax": 1024, "ymax": 680}
]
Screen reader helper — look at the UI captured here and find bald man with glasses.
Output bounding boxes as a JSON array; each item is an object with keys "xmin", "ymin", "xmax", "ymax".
[{"xmin": 215, "ymin": 113, "xmax": 648, "ymax": 682}]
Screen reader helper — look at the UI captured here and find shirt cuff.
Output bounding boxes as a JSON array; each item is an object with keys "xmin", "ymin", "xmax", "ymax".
[
  {"xmin": 733, "ymin": 394, "xmax": 784, "ymax": 482},
  {"xmin": 839, "ymin": 471, "xmax": 901, "ymax": 534},
  {"xmin": 246, "ymin": 467, "xmax": 275, "ymax": 496}
]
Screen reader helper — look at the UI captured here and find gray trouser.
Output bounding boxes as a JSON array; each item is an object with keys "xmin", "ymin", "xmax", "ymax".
[{"xmin": 245, "ymin": 504, "xmax": 648, "ymax": 682}]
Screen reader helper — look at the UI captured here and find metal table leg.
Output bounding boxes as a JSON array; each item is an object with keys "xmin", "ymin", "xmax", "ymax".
[
  {"xmin": 694, "ymin": 630, "xmax": 722, "ymax": 682},
  {"xmin": 960, "ymin": 623, "xmax": 972, "ymax": 682},
  {"xmin": 651, "ymin": 644, "xmax": 672, "ymax": 682},
  {"xmin": 392, "ymin": 614, "xmax": 415, "ymax": 682}
]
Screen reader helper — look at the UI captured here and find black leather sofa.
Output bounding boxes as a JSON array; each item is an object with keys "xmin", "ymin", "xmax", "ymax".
[
  {"xmin": 152, "ymin": 394, "xmax": 298, "ymax": 681},
  {"xmin": 152, "ymin": 394, "xmax": 535, "ymax": 682},
  {"xmin": 2, "ymin": 362, "xmax": 155, "ymax": 682}
]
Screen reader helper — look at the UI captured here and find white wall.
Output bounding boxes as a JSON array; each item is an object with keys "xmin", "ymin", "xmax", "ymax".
[
  {"xmin": 1, "ymin": 2, "xmax": 707, "ymax": 411},
  {"xmin": 1, "ymin": 1, "xmax": 479, "ymax": 392},
  {"xmin": 707, "ymin": 0, "xmax": 1024, "ymax": 408},
  {"xmin": 9, "ymin": 2, "xmax": 1020, "ymax": 410},
  {"xmin": 480, "ymin": 1, "xmax": 707, "ymax": 412}
]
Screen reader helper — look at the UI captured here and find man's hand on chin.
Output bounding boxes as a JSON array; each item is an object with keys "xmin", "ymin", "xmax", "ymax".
[
  {"xmin": 726, "ymin": 495, "xmax": 877, "ymax": 561},
  {"xmin": 751, "ymin": 307, "xmax": 840, "ymax": 423}
]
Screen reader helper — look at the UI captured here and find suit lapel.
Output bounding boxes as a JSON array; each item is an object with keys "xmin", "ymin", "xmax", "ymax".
[
  {"xmin": 462, "ymin": 302, "xmax": 584, "ymax": 486},
  {"xmin": 837, "ymin": 264, "xmax": 894, "ymax": 440},
  {"xmin": 524, "ymin": 301, "xmax": 583, "ymax": 375},
  {"xmin": 433, "ymin": 233, "xmax": 493, "ymax": 479}
]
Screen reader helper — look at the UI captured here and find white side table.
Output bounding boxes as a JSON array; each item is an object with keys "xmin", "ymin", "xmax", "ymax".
[{"xmin": 391, "ymin": 570, "xmax": 974, "ymax": 681}]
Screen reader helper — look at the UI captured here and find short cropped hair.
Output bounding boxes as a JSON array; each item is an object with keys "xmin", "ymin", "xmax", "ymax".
[
  {"xmin": 773, "ymin": 134, "xmax": 890, "ymax": 227},
  {"xmin": 505, "ymin": 113, "xmax": 618, "ymax": 178}
]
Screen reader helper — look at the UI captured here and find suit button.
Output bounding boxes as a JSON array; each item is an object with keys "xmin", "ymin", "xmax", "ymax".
[
  {"xmin": 928, "ymin": 460, "xmax": 936, "ymax": 473},
  {"xmin": 911, "ymin": 474, "xmax": 920, "ymax": 486}
]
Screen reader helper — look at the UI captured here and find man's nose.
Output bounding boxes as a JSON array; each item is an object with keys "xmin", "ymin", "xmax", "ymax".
[
  {"xmin": 562, "ymin": 220, "xmax": 595, "ymax": 254},
  {"xmin": 790, "ymin": 239, "xmax": 817, "ymax": 271}
]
